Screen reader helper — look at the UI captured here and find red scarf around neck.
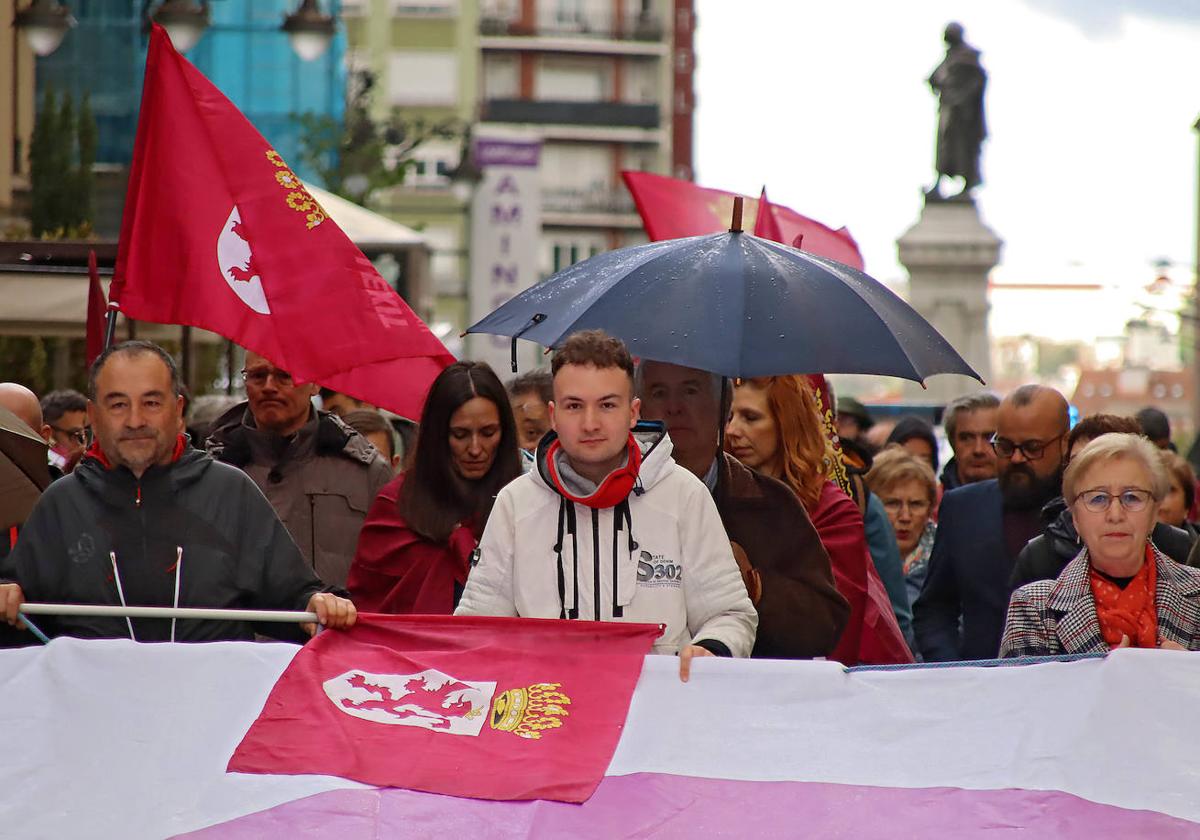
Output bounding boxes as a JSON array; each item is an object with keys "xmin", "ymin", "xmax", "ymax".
[
  {"xmin": 545, "ymin": 434, "xmax": 642, "ymax": 509},
  {"xmin": 1089, "ymin": 543, "xmax": 1158, "ymax": 649}
]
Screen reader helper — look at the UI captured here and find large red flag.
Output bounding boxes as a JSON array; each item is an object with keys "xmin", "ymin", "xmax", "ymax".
[
  {"xmin": 229, "ymin": 615, "xmax": 660, "ymax": 803},
  {"xmin": 111, "ymin": 25, "xmax": 454, "ymax": 418},
  {"xmin": 85, "ymin": 249, "xmax": 107, "ymax": 366},
  {"xmin": 622, "ymin": 171, "xmax": 864, "ymax": 269}
]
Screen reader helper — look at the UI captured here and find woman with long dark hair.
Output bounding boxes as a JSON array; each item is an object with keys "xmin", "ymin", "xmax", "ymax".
[{"xmin": 348, "ymin": 361, "xmax": 522, "ymax": 613}]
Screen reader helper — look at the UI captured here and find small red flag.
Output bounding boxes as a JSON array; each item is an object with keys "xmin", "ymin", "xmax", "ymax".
[
  {"xmin": 753, "ymin": 187, "xmax": 784, "ymax": 243},
  {"xmin": 111, "ymin": 25, "xmax": 454, "ymax": 417},
  {"xmin": 228, "ymin": 615, "xmax": 660, "ymax": 803},
  {"xmin": 85, "ymin": 249, "xmax": 107, "ymax": 366},
  {"xmin": 621, "ymin": 171, "xmax": 864, "ymax": 269}
]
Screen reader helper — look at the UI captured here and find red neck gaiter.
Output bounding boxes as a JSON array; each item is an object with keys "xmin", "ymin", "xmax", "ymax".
[{"xmin": 545, "ymin": 434, "xmax": 642, "ymax": 509}]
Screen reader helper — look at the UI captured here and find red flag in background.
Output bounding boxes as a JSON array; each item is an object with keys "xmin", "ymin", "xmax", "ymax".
[
  {"xmin": 111, "ymin": 25, "xmax": 454, "ymax": 418},
  {"xmin": 621, "ymin": 171, "xmax": 864, "ymax": 269},
  {"xmin": 753, "ymin": 187, "xmax": 784, "ymax": 243},
  {"xmin": 85, "ymin": 249, "xmax": 107, "ymax": 366},
  {"xmin": 229, "ymin": 615, "xmax": 660, "ymax": 803}
]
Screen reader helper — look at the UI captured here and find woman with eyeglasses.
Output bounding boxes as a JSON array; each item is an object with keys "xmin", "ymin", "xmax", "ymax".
[
  {"xmin": 866, "ymin": 447, "xmax": 938, "ymax": 607},
  {"xmin": 1009, "ymin": 415, "xmax": 1195, "ymax": 592},
  {"xmin": 1000, "ymin": 433, "xmax": 1200, "ymax": 656}
]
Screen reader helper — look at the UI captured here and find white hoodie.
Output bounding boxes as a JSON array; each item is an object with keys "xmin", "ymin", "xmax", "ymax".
[{"xmin": 456, "ymin": 424, "xmax": 758, "ymax": 656}]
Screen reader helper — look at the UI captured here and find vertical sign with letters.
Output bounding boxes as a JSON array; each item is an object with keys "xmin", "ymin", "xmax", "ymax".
[{"xmin": 467, "ymin": 135, "xmax": 543, "ymax": 374}]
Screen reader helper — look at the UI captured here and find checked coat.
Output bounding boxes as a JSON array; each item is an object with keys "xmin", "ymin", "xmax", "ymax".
[{"xmin": 999, "ymin": 544, "xmax": 1200, "ymax": 658}]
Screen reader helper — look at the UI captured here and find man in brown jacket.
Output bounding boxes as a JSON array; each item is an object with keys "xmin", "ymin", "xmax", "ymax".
[
  {"xmin": 638, "ymin": 360, "xmax": 849, "ymax": 658},
  {"xmin": 206, "ymin": 351, "xmax": 392, "ymax": 589}
]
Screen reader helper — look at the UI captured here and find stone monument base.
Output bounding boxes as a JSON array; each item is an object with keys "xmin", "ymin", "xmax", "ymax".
[{"xmin": 897, "ymin": 197, "xmax": 1002, "ymax": 405}]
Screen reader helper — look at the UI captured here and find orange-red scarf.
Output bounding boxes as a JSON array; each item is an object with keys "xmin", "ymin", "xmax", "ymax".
[{"xmin": 1089, "ymin": 544, "xmax": 1158, "ymax": 649}]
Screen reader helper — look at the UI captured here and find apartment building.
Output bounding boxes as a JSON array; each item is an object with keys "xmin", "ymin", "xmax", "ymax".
[{"xmin": 344, "ymin": 0, "xmax": 695, "ymax": 332}]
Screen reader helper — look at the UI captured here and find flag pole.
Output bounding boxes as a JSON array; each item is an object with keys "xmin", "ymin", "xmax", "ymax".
[
  {"xmin": 102, "ymin": 303, "xmax": 121, "ymax": 352},
  {"xmin": 19, "ymin": 603, "xmax": 319, "ymax": 624}
]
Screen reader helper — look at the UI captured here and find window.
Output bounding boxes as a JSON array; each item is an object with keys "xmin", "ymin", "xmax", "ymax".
[
  {"xmin": 388, "ymin": 51, "xmax": 459, "ymax": 106},
  {"xmin": 391, "ymin": 0, "xmax": 459, "ymax": 15}
]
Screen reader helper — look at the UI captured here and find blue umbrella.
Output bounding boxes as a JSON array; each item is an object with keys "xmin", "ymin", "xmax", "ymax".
[{"xmin": 467, "ymin": 230, "xmax": 982, "ymax": 384}]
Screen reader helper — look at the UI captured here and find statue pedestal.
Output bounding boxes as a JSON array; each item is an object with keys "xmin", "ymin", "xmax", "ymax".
[{"xmin": 897, "ymin": 199, "xmax": 1001, "ymax": 404}]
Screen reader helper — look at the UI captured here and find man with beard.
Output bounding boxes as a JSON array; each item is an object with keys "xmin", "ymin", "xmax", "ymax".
[
  {"xmin": 0, "ymin": 341, "xmax": 356, "ymax": 642},
  {"xmin": 913, "ymin": 385, "xmax": 1069, "ymax": 661}
]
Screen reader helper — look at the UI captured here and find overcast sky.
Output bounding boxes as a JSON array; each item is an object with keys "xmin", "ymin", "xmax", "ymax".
[{"xmin": 693, "ymin": 0, "xmax": 1200, "ymax": 297}]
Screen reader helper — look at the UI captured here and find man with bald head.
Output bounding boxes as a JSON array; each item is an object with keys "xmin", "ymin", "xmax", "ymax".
[
  {"xmin": 206, "ymin": 350, "xmax": 391, "ymax": 588},
  {"xmin": 914, "ymin": 385, "xmax": 1070, "ymax": 661},
  {"xmin": 0, "ymin": 383, "xmax": 53, "ymax": 584},
  {"xmin": 0, "ymin": 383, "xmax": 51, "ymax": 446}
]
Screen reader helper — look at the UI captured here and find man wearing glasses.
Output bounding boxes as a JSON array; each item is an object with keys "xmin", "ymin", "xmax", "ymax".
[
  {"xmin": 40, "ymin": 389, "xmax": 89, "ymax": 474},
  {"xmin": 206, "ymin": 351, "xmax": 392, "ymax": 589},
  {"xmin": 914, "ymin": 384, "xmax": 1070, "ymax": 661}
]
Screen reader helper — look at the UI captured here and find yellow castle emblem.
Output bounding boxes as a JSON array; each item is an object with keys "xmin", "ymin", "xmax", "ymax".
[{"xmin": 489, "ymin": 682, "xmax": 570, "ymax": 740}]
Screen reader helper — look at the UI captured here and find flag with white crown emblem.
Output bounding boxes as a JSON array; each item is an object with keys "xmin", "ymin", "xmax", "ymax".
[
  {"xmin": 228, "ymin": 614, "xmax": 660, "ymax": 803},
  {"xmin": 111, "ymin": 25, "xmax": 454, "ymax": 417}
]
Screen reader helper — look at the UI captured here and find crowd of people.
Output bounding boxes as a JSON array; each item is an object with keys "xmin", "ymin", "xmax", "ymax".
[{"xmin": 2, "ymin": 331, "xmax": 1199, "ymax": 674}]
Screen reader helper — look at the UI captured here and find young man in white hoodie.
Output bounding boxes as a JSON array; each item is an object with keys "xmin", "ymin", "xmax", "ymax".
[{"xmin": 456, "ymin": 331, "xmax": 757, "ymax": 680}]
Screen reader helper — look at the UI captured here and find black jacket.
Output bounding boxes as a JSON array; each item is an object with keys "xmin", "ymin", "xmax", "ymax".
[
  {"xmin": 5, "ymin": 446, "xmax": 328, "ymax": 643},
  {"xmin": 939, "ymin": 458, "xmax": 964, "ymax": 492},
  {"xmin": 1009, "ymin": 496, "xmax": 1197, "ymax": 592}
]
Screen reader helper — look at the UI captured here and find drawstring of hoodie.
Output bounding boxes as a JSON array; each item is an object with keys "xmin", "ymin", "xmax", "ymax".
[
  {"xmin": 611, "ymin": 499, "xmax": 638, "ymax": 618},
  {"xmin": 553, "ymin": 497, "xmax": 580, "ymax": 619},
  {"xmin": 110, "ymin": 546, "xmax": 183, "ymax": 642}
]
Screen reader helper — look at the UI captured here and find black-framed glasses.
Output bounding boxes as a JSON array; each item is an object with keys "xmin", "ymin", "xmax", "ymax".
[
  {"xmin": 241, "ymin": 368, "xmax": 294, "ymax": 387},
  {"xmin": 990, "ymin": 433, "xmax": 1064, "ymax": 461},
  {"xmin": 50, "ymin": 425, "xmax": 89, "ymax": 445},
  {"xmin": 1074, "ymin": 488, "xmax": 1153, "ymax": 513}
]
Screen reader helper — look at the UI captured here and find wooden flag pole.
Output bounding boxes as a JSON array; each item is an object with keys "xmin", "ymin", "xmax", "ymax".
[{"xmin": 729, "ymin": 196, "xmax": 744, "ymax": 233}]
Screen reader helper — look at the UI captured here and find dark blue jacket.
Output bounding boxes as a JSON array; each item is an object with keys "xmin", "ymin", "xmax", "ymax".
[{"xmin": 913, "ymin": 479, "xmax": 1010, "ymax": 661}]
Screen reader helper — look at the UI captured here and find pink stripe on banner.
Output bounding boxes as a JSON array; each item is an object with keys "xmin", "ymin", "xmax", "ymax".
[{"xmin": 178, "ymin": 773, "xmax": 1200, "ymax": 838}]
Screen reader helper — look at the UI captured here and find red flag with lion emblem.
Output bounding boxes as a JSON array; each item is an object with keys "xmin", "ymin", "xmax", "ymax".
[
  {"xmin": 228, "ymin": 615, "xmax": 660, "ymax": 802},
  {"xmin": 111, "ymin": 25, "xmax": 454, "ymax": 417}
]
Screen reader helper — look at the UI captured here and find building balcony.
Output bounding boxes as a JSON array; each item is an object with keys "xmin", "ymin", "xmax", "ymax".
[
  {"xmin": 542, "ymin": 186, "xmax": 636, "ymax": 215},
  {"xmin": 480, "ymin": 13, "xmax": 664, "ymax": 42},
  {"xmin": 479, "ymin": 13, "xmax": 667, "ymax": 56},
  {"xmin": 481, "ymin": 99, "xmax": 659, "ymax": 129}
]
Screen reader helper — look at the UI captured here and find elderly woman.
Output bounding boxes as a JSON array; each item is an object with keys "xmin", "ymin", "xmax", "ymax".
[
  {"xmin": 1000, "ymin": 433, "xmax": 1200, "ymax": 657},
  {"xmin": 866, "ymin": 447, "xmax": 938, "ymax": 606}
]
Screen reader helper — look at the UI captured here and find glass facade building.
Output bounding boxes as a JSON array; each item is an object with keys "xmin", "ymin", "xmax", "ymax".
[{"xmin": 36, "ymin": 0, "xmax": 344, "ymax": 178}]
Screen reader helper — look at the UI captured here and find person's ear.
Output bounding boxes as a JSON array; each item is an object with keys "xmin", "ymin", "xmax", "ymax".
[
  {"xmin": 39, "ymin": 424, "xmax": 52, "ymax": 445},
  {"xmin": 548, "ymin": 399, "xmax": 557, "ymax": 432},
  {"xmin": 630, "ymin": 396, "xmax": 641, "ymax": 428},
  {"xmin": 86, "ymin": 399, "xmax": 96, "ymax": 428}
]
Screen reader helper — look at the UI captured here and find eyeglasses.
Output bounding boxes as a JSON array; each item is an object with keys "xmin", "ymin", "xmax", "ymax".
[
  {"xmin": 1074, "ymin": 488, "xmax": 1154, "ymax": 513},
  {"xmin": 990, "ymin": 433, "xmax": 1064, "ymax": 461},
  {"xmin": 241, "ymin": 368, "xmax": 294, "ymax": 387},
  {"xmin": 51, "ymin": 425, "xmax": 89, "ymax": 445},
  {"xmin": 881, "ymin": 498, "xmax": 931, "ymax": 516}
]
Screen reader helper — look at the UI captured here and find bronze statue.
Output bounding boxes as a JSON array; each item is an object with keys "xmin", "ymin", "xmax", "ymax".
[{"xmin": 926, "ymin": 22, "xmax": 987, "ymax": 200}]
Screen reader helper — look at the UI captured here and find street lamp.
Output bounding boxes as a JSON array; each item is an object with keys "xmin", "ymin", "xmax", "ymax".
[
  {"xmin": 12, "ymin": 0, "xmax": 76, "ymax": 57},
  {"xmin": 281, "ymin": 0, "xmax": 336, "ymax": 62},
  {"xmin": 152, "ymin": 0, "xmax": 210, "ymax": 54}
]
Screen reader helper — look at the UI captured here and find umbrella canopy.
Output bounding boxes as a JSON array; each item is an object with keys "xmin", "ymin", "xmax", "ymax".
[
  {"xmin": 467, "ymin": 231, "xmax": 982, "ymax": 384},
  {"xmin": 0, "ymin": 405, "xmax": 51, "ymax": 531}
]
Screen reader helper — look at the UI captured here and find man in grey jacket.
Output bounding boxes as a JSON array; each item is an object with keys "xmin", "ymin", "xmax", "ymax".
[{"xmin": 206, "ymin": 351, "xmax": 392, "ymax": 588}]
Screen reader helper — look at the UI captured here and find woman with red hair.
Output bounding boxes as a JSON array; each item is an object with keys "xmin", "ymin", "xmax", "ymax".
[{"xmin": 726, "ymin": 375, "xmax": 912, "ymax": 665}]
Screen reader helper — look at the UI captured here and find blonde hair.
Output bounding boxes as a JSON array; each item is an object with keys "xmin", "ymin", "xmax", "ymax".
[
  {"xmin": 1062, "ymin": 432, "xmax": 1170, "ymax": 503},
  {"xmin": 866, "ymin": 445, "xmax": 937, "ymax": 504},
  {"xmin": 733, "ymin": 375, "xmax": 838, "ymax": 511}
]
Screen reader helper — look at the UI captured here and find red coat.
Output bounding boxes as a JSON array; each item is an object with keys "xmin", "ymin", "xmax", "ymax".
[
  {"xmin": 347, "ymin": 473, "xmax": 481, "ymax": 615},
  {"xmin": 811, "ymin": 481, "xmax": 913, "ymax": 666}
]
